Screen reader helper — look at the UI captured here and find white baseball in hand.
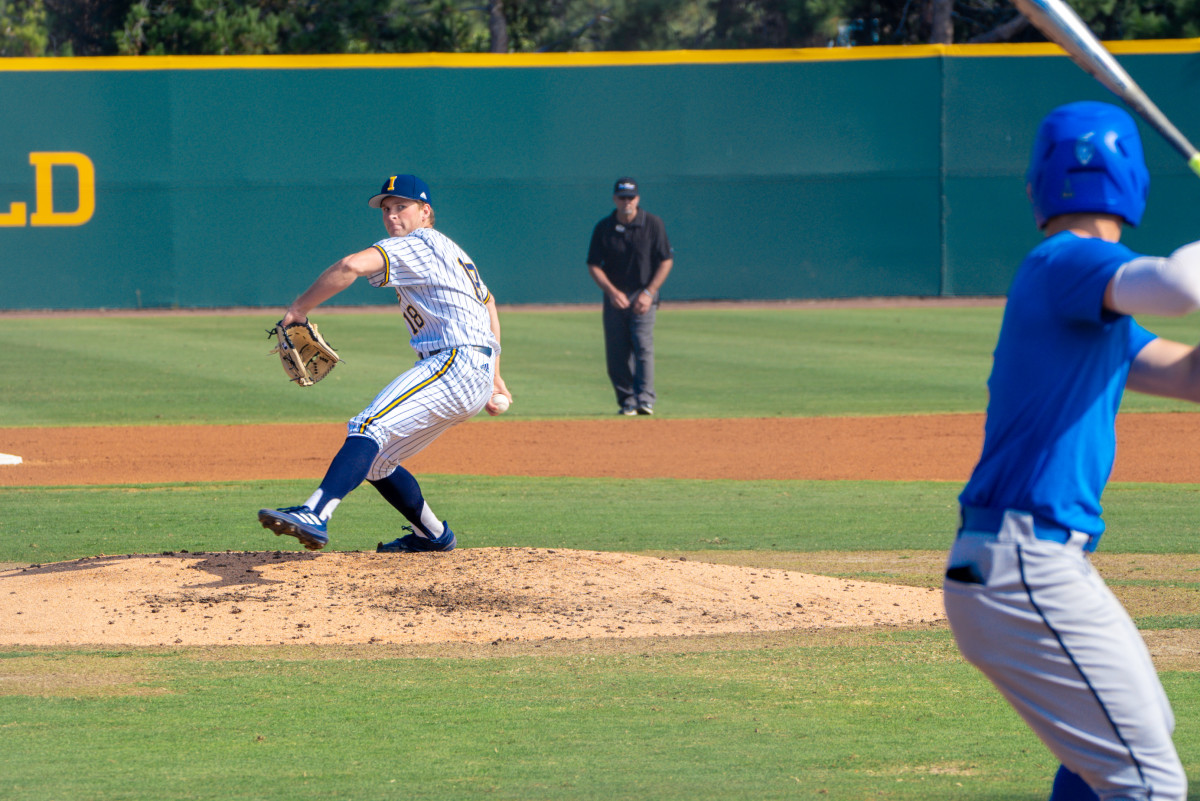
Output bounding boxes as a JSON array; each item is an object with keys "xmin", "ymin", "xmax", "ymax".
[{"xmin": 491, "ymin": 393, "xmax": 510, "ymax": 414}]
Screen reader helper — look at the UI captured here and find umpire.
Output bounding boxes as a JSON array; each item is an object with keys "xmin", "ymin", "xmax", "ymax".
[{"xmin": 587, "ymin": 177, "xmax": 674, "ymax": 416}]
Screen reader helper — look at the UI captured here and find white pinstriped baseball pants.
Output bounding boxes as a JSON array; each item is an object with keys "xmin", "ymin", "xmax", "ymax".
[
  {"xmin": 347, "ymin": 347, "xmax": 494, "ymax": 482},
  {"xmin": 944, "ymin": 512, "xmax": 1184, "ymax": 801}
]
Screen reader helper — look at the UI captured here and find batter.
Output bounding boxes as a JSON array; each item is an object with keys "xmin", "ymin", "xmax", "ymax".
[
  {"xmin": 258, "ymin": 173, "xmax": 510, "ymax": 553},
  {"xmin": 945, "ymin": 102, "xmax": 1200, "ymax": 800}
]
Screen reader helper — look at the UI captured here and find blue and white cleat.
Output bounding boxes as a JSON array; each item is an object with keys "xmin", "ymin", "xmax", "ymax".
[
  {"xmin": 377, "ymin": 522, "xmax": 456, "ymax": 553},
  {"xmin": 258, "ymin": 506, "xmax": 329, "ymax": 551}
]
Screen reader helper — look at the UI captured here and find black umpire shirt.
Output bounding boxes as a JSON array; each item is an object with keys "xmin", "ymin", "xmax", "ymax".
[{"xmin": 587, "ymin": 209, "xmax": 672, "ymax": 295}]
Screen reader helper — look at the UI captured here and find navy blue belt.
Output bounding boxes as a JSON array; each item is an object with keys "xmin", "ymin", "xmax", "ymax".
[
  {"xmin": 419, "ymin": 345, "xmax": 492, "ymax": 360},
  {"xmin": 959, "ymin": 505, "xmax": 1075, "ymax": 545}
]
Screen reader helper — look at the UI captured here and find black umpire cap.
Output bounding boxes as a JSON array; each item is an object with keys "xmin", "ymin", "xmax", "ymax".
[{"xmin": 613, "ymin": 178, "xmax": 639, "ymax": 197}]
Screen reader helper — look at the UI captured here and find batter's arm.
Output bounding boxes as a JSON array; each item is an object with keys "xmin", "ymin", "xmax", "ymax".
[
  {"xmin": 588, "ymin": 264, "xmax": 631, "ymax": 309},
  {"xmin": 1105, "ymin": 241, "xmax": 1200, "ymax": 317},
  {"xmin": 1127, "ymin": 338, "xmax": 1200, "ymax": 402},
  {"xmin": 282, "ymin": 247, "xmax": 385, "ymax": 326},
  {"xmin": 1107, "ymin": 242, "xmax": 1200, "ymax": 401}
]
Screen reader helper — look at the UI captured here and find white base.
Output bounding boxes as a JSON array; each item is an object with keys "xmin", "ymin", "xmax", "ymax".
[{"xmin": 0, "ymin": 453, "xmax": 23, "ymax": 465}]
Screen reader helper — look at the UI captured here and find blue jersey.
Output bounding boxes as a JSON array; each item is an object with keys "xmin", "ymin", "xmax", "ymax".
[{"xmin": 960, "ymin": 232, "xmax": 1157, "ymax": 538}]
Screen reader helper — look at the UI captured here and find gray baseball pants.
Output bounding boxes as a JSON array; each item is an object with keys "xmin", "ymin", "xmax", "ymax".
[
  {"xmin": 602, "ymin": 299, "xmax": 656, "ymax": 411},
  {"xmin": 944, "ymin": 511, "xmax": 1185, "ymax": 800}
]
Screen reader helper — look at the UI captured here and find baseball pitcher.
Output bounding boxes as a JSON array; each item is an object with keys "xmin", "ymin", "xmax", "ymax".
[{"xmin": 258, "ymin": 173, "xmax": 511, "ymax": 553}]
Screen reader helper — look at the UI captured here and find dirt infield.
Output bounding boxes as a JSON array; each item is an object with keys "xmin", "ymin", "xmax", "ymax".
[
  {"xmin": 2, "ymin": 412, "xmax": 1197, "ymax": 648},
  {"xmin": 4, "ymin": 412, "xmax": 1200, "ymax": 486}
]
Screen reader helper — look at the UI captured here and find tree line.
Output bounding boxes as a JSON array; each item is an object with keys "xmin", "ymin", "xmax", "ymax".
[{"xmin": 3, "ymin": 0, "xmax": 1199, "ymax": 57}]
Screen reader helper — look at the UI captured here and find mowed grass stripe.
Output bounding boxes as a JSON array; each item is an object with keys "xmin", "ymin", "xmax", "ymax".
[{"xmin": 5, "ymin": 478, "xmax": 1200, "ymax": 563}]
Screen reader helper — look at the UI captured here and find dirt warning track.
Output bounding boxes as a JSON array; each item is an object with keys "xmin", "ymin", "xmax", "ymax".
[{"xmin": 3, "ymin": 413, "xmax": 1200, "ymax": 487}]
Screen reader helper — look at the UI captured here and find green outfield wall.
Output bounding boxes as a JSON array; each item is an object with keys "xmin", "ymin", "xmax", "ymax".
[{"xmin": 2, "ymin": 44, "xmax": 1200, "ymax": 310}]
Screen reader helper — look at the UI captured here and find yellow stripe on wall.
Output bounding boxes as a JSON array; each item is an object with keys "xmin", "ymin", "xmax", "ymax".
[{"xmin": 2, "ymin": 39, "xmax": 1198, "ymax": 71}]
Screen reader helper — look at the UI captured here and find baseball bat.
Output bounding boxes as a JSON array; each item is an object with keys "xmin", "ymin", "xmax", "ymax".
[{"xmin": 1011, "ymin": 0, "xmax": 1200, "ymax": 178}]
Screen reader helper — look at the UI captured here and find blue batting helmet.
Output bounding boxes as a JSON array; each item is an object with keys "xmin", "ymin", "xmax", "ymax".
[{"xmin": 1027, "ymin": 101, "xmax": 1149, "ymax": 228}]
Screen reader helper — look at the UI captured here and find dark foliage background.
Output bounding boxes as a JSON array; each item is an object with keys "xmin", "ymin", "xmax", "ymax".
[{"xmin": 3, "ymin": 0, "xmax": 1196, "ymax": 57}]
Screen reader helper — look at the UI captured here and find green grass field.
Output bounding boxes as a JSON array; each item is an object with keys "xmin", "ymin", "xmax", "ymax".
[{"xmin": 2, "ymin": 306, "xmax": 1198, "ymax": 800}]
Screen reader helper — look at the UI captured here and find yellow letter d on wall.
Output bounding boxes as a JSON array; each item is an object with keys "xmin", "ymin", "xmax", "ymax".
[{"xmin": 30, "ymin": 152, "xmax": 95, "ymax": 226}]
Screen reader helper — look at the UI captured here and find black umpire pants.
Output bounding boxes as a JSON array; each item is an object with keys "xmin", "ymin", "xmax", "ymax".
[{"xmin": 602, "ymin": 297, "xmax": 656, "ymax": 412}]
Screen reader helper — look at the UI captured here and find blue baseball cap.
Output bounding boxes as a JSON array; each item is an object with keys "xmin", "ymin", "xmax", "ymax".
[
  {"xmin": 613, "ymin": 177, "xmax": 639, "ymax": 197},
  {"xmin": 368, "ymin": 174, "xmax": 433, "ymax": 208}
]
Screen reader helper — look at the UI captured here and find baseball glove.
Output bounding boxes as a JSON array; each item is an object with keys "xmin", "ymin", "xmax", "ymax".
[{"xmin": 268, "ymin": 320, "xmax": 341, "ymax": 386}]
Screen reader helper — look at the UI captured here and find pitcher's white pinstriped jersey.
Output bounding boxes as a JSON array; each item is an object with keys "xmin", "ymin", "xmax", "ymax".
[
  {"xmin": 350, "ymin": 227, "xmax": 499, "ymax": 482},
  {"xmin": 368, "ymin": 228, "xmax": 500, "ymax": 357}
]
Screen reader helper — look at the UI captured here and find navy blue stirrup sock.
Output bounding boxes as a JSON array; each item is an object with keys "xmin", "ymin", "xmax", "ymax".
[
  {"xmin": 312, "ymin": 435, "xmax": 379, "ymax": 515},
  {"xmin": 369, "ymin": 467, "xmax": 429, "ymax": 533},
  {"xmin": 1048, "ymin": 765, "xmax": 1099, "ymax": 801}
]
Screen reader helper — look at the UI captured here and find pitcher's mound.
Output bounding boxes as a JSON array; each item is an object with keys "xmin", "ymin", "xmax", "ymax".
[{"xmin": 0, "ymin": 548, "xmax": 944, "ymax": 647}]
